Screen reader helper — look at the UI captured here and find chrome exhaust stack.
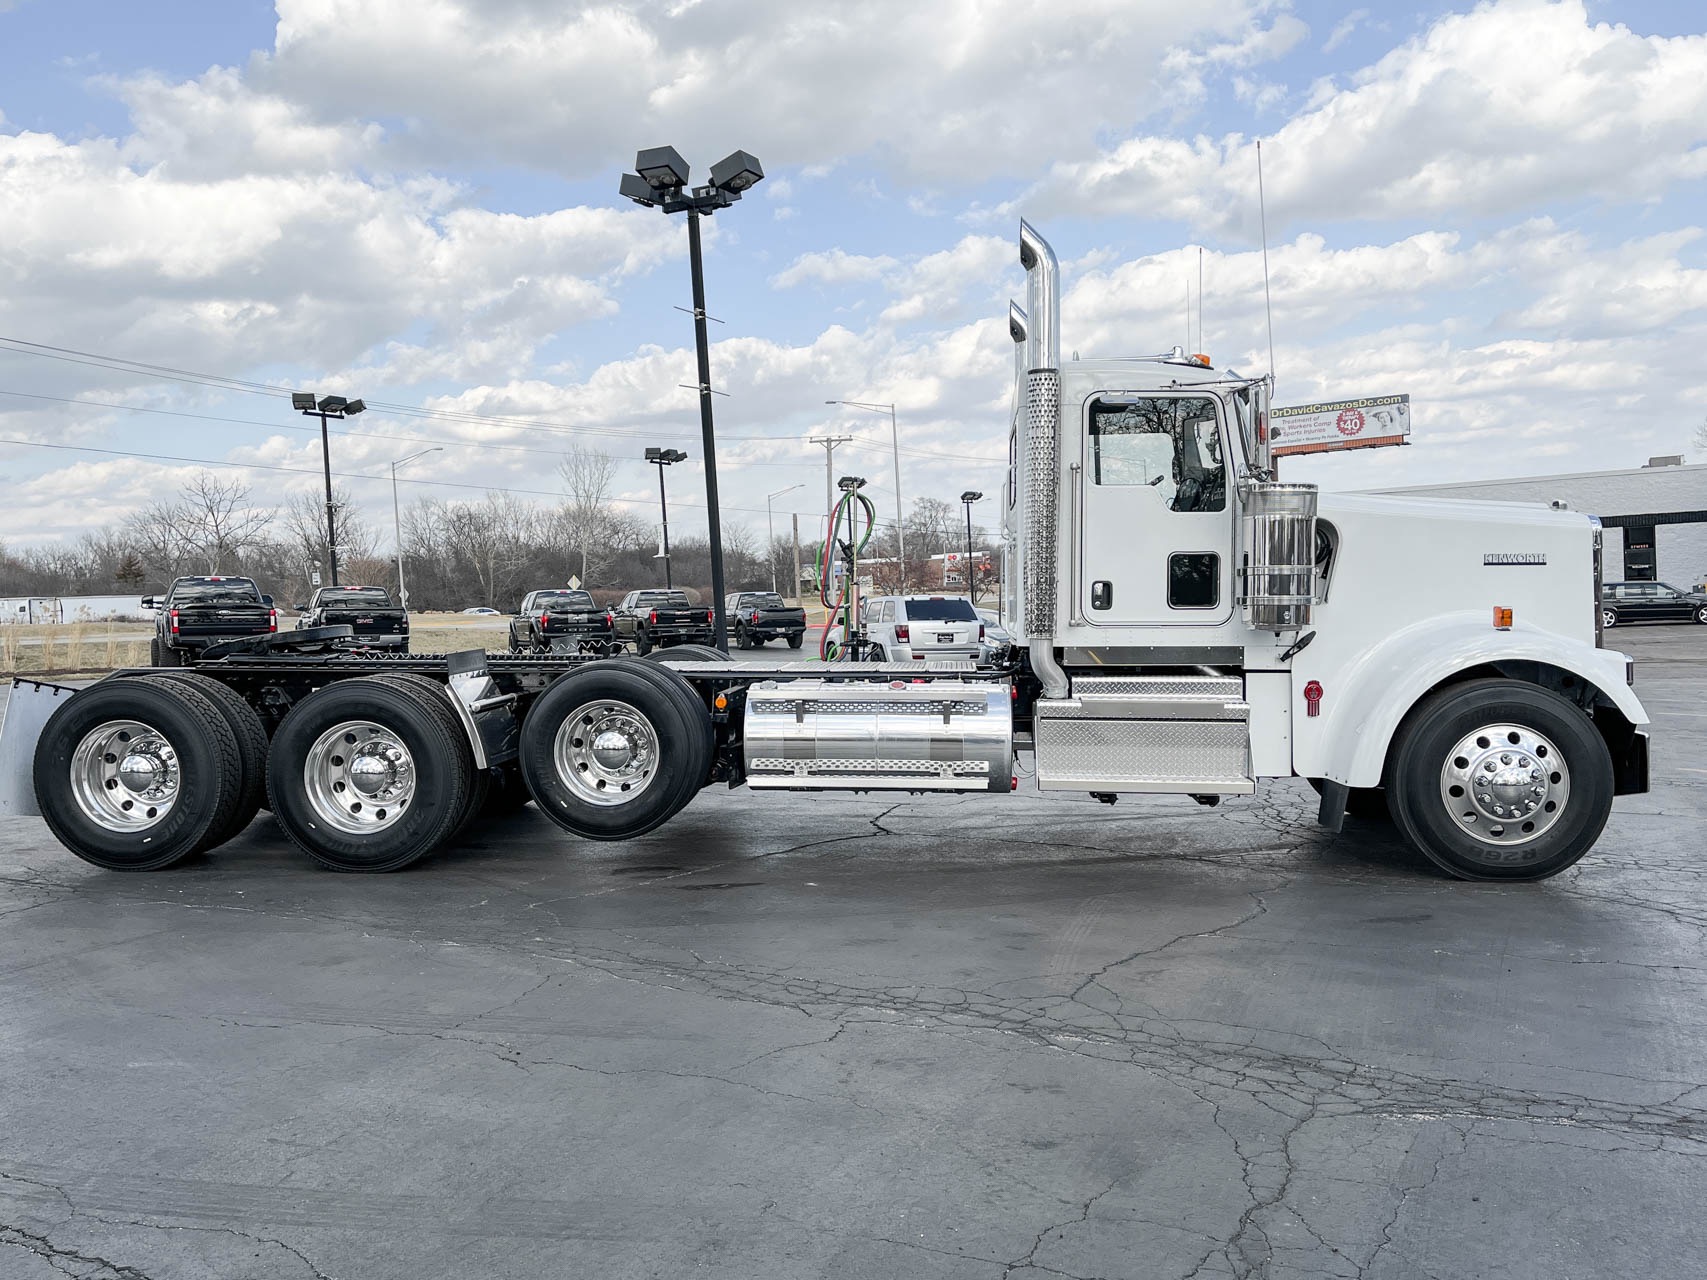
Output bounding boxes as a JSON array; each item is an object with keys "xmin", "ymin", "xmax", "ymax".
[{"xmin": 1018, "ymin": 219, "xmax": 1068, "ymax": 699}]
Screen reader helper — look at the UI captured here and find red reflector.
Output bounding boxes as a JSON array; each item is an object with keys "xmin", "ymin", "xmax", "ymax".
[
  {"xmin": 706, "ymin": 610, "xmax": 714, "ymax": 624},
  {"xmin": 1010, "ymin": 775, "xmax": 1018, "ymax": 791},
  {"xmin": 649, "ymin": 609, "xmax": 657, "ymax": 625},
  {"xmin": 268, "ymin": 609, "xmax": 277, "ymax": 633},
  {"xmin": 751, "ymin": 610, "xmax": 760, "ymax": 623},
  {"xmin": 169, "ymin": 609, "xmax": 179, "ymax": 633},
  {"xmin": 541, "ymin": 612, "xmax": 550, "ymax": 629}
]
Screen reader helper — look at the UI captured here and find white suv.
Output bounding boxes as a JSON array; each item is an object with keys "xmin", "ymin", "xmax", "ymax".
[{"xmin": 860, "ymin": 595, "xmax": 983, "ymax": 662}]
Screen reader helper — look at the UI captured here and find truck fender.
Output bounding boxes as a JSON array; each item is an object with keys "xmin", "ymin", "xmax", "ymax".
[{"xmin": 1298, "ymin": 612, "xmax": 1647, "ymax": 789}]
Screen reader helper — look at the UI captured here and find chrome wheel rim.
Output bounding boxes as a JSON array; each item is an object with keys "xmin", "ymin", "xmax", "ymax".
[
  {"xmin": 1601, "ymin": 608, "xmax": 1616, "ymax": 628},
  {"xmin": 304, "ymin": 720, "xmax": 416, "ymax": 835},
  {"xmin": 70, "ymin": 719, "xmax": 180, "ymax": 832},
  {"xmin": 1439, "ymin": 723, "xmax": 1570, "ymax": 847},
  {"xmin": 553, "ymin": 699, "xmax": 658, "ymax": 806}
]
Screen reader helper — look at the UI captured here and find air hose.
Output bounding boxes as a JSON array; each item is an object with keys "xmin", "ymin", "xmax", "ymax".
[{"xmin": 817, "ymin": 488, "xmax": 877, "ymax": 660}]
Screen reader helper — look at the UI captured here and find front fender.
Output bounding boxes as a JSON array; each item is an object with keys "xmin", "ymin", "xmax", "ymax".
[{"xmin": 1297, "ymin": 612, "xmax": 1648, "ymax": 788}]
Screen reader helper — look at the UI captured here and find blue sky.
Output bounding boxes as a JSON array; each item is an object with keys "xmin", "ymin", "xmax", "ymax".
[{"xmin": 1, "ymin": 0, "xmax": 1704, "ymax": 549}]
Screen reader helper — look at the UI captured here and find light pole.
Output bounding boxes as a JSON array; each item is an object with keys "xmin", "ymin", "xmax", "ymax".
[
  {"xmin": 646, "ymin": 447, "xmax": 687, "ymax": 588},
  {"xmin": 291, "ymin": 392, "xmax": 366, "ymax": 587},
  {"xmin": 766, "ymin": 483, "xmax": 803, "ymax": 593},
  {"xmin": 621, "ymin": 145, "xmax": 764, "ymax": 654},
  {"xmin": 389, "ymin": 446, "xmax": 442, "ymax": 611},
  {"xmin": 960, "ymin": 490, "xmax": 984, "ymax": 604},
  {"xmin": 827, "ymin": 399, "xmax": 905, "ymax": 591}
]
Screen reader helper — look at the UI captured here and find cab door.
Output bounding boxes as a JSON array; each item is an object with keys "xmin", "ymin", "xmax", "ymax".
[{"xmin": 1076, "ymin": 392, "xmax": 1233, "ymax": 627}]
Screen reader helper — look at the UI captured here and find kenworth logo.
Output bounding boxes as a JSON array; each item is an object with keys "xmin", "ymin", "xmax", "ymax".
[{"xmin": 1484, "ymin": 552, "xmax": 1548, "ymax": 566}]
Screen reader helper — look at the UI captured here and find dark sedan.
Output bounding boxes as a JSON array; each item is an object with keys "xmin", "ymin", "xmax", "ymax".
[{"xmin": 1601, "ymin": 581, "xmax": 1707, "ymax": 628}]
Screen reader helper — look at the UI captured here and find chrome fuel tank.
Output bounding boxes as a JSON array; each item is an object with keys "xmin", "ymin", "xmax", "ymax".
[{"xmin": 743, "ymin": 679, "xmax": 1013, "ymax": 792}]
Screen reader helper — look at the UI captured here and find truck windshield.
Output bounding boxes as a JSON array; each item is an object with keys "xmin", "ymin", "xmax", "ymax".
[
  {"xmin": 172, "ymin": 581, "xmax": 260, "ymax": 604},
  {"xmin": 319, "ymin": 589, "xmax": 390, "ymax": 606},
  {"xmin": 904, "ymin": 599, "xmax": 978, "ymax": 621}
]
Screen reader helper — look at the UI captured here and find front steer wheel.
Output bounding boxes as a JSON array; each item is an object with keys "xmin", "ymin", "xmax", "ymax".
[
  {"xmin": 1386, "ymin": 678, "xmax": 1613, "ymax": 881},
  {"xmin": 33, "ymin": 678, "xmax": 243, "ymax": 870},
  {"xmin": 266, "ymin": 676, "xmax": 474, "ymax": 872}
]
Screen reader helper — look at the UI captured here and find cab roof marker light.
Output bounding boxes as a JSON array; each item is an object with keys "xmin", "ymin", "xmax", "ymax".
[{"xmin": 1494, "ymin": 606, "xmax": 1514, "ymax": 630}]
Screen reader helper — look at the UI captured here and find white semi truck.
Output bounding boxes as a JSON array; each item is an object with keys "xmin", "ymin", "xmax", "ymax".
[{"xmin": 0, "ymin": 222, "xmax": 1649, "ymax": 881}]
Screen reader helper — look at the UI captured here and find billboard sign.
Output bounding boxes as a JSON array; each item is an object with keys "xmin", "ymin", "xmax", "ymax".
[{"xmin": 1270, "ymin": 394, "xmax": 1410, "ymax": 458}]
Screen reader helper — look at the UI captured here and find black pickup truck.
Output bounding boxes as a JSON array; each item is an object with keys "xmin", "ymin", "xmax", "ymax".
[
  {"xmin": 147, "ymin": 576, "xmax": 276, "ymax": 666},
  {"xmin": 726, "ymin": 591, "xmax": 806, "ymax": 649},
  {"xmin": 298, "ymin": 585, "xmax": 410, "ymax": 651},
  {"xmin": 509, "ymin": 589, "xmax": 615, "ymax": 653},
  {"xmin": 610, "ymin": 589, "xmax": 715, "ymax": 654}
]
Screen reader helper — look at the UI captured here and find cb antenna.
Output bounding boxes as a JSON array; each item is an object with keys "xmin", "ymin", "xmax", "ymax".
[
  {"xmin": 1257, "ymin": 139, "xmax": 1276, "ymax": 382},
  {"xmin": 1197, "ymin": 245, "xmax": 1205, "ymax": 355}
]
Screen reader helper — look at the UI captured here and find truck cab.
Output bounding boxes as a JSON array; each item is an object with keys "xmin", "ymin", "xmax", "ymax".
[{"xmin": 999, "ymin": 221, "xmax": 1648, "ymax": 880}]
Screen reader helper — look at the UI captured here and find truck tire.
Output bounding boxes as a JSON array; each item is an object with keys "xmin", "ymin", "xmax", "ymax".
[
  {"xmin": 518, "ymin": 662, "xmax": 705, "ymax": 841},
  {"xmin": 154, "ymin": 639, "xmax": 185, "ymax": 667},
  {"xmin": 33, "ymin": 678, "xmax": 243, "ymax": 871},
  {"xmin": 366, "ymin": 673, "xmax": 488, "ymax": 845},
  {"xmin": 734, "ymin": 625, "xmax": 750, "ymax": 650},
  {"xmin": 634, "ymin": 630, "xmax": 652, "ymax": 656},
  {"xmin": 140, "ymin": 673, "xmax": 269, "ymax": 847},
  {"xmin": 786, "ymin": 632, "xmax": 803, "ymax": 649},
  {"xmin": 613, "ymin": 656, "xmax": 715, "ymax": 796},
  {"xmin": 1386, "ymin": 678, "xmax": 1614, "ymax": 881},
  {"xmin": 646, "ymin": 645, "xmax": 731, "ymax": 664},
  {"xmin": 266, "ymin": 676, "xmax": 473, "ymax": 872}
]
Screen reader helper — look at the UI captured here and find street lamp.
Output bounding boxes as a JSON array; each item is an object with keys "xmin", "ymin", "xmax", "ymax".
[
  {"xmin": 621, "ymin": 144, "xmax": 764, "ymax": 653},
  {"xmin": 646, "ymin": 447, "xmax": 688, "ymax": 588},
  {"xmin": 826, "ymin": 399, "xmax": 905, "ymax": 591},
  {"xmin": 389, "ymin": 446, "xmax": 442, "ymax": 611},
  {"xmin": 766, "ymin": 483, "xmax": 803, "ymax": 593},
  {"xmin": 292, "ymin": 391, "xmax": 366, "ymax": 587},
  {"xmin": 960, "ymin": 490, "xmax": 984, "ymax": 604}
]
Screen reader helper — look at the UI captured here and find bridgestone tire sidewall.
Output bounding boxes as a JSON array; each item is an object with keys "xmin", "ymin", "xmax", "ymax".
[
  {"xmin": 519, "ymin": 664, "xmax": 697, "ymax": 840},
  {"xmin": 33, "ymin": 679, "xmax": 240, "ymax": 871},
  {"xmin": 1389, "ymin": 680, "xmax": 1614, "ymax": 882},
  {"xmin": 138, "ymin": 673, "xmax": 270, "ymax": 848},
  {"xmin": 267, "ymin": 679, "xmax": 470, "ymax": 872}
]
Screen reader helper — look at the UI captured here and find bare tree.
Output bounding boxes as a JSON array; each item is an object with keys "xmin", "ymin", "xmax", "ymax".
[
  {"xmin": 166, "ymin": 473, "xmax": 274, "ymax": 574},
  {"xmin": 558, "ymin": 444, "xmax": 619, "ymax": 583},
  {"xmin": 1692, "ymin": 415, "xmax": 1707, "ymax": 456}
]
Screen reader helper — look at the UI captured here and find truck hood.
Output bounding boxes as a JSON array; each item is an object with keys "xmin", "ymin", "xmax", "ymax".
[{"xmin": 1327, "ymin": 489, "xmax": 1590, "ymax": 532}]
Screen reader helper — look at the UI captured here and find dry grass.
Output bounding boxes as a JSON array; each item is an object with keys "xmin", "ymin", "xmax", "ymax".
[{"xmin": 0, "ymin": 622, "xmax": 152, "ymax": 676}]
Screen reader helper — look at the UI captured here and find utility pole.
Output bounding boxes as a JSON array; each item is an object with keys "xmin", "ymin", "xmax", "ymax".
[
  {"xmin": 826, "ymin": 399, "xmax": 906, "ymax": 590},
  {"xmin": 766, "ymin": 483, "xmax": 803, "ymax": 594},
  {"xmin": 791, "ymin": 513, "xmax": 803, "ymax": 608},
  {"xmin": 807, "ymin": 435, "xmax": 853, "ymax": 520}
]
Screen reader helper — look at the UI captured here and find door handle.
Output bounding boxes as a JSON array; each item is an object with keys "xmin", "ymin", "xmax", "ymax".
[{"xmin": 1091, "ymin": 580, "xmax": 1113, "ymax": 610}]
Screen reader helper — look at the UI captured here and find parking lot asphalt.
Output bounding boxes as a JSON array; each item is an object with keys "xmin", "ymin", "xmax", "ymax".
[{"xmin": 1, "ymin": 627, "xmax": 1704, "ymax": 1280}]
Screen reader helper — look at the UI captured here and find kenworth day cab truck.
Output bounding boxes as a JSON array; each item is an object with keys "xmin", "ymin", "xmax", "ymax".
[{"xmin": 0, "ymin": 222, "xmax": 1648, "ymax": 881}]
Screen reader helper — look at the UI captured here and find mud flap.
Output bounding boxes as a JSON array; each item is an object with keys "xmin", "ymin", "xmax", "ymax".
[
  {"xmin": 1315, "ymin": 778, "xmax": 1349, "ymax": 834},
  {"xmin": 0, "ymin": 679, "xmax": 80, "ymax": 817}
]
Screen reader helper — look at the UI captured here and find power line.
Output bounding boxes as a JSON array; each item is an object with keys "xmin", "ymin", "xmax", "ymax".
[{"xmin": 0, "ymin": 334, "xmax": 1006, "ymax": 463}]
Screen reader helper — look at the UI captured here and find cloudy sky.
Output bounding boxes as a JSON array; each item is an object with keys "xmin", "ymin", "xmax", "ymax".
[{"xmin": 0, "ymin": 0, "xmax": 1702, "ymax": 550}]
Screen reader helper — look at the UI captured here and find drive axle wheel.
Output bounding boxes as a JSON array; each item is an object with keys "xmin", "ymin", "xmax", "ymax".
[
  {"xmin": 33, "ymin": 679, "xmax": 242, "ymax": 870},
  {"xmin": 520, "ymin": 662, "xmax": 709, "ymax": 840},
  {"xmin": 267, "ymin": 676, "xmax": 472, "ymax": 872},
  {"xmin": 1387, "ymin": 678, "xmax": 1613, "ymax": 881},
  {"xmin": 140, "ymin": 672, "xmax": 270, "ymax": 847}
]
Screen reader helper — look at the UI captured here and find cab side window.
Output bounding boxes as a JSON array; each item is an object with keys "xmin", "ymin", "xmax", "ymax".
[{"xmin": 1088, "ymin": 396, "xmax": 1226, "ymax": 513}]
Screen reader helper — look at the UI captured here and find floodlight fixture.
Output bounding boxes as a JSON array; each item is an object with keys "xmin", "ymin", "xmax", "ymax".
[
  {"xmin": 343, "ymin": 398, "xmax": 366, "ymax": 416},
  {"xmin": 709, "ymin": 149, "xmax": 764, "ymax": 195},
  {"xmin": 961, "ymin": 490, "xmax": 984, "ymax": 504},
  {"xmin": 838, "ymin": 475, "xmax": 866, "ymax": 492},
  {"xmin": 291, "ymin": 392, "xmax": 316, "ymax": 410},
  {"xmin": 619, "ymin": 173, "xmax": 658, "ymax": 207},
  {"xmin": 635, "ymin": 145, "xmax": 690, "ymax": 191},
  {"xmin": 317, "ymin": 395, "xmax": 348, "ymax": 413}
]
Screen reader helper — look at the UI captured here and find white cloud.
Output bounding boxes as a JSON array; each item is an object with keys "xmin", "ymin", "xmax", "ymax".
[
  {"xmin": 1023, "ymin": 0, "xmax": 1707, "ymax": 232},
  {"xmin": 251, "ymin": 0, "xmax": 1277, "ymax": 180},
  {"xmin": 771, "ymin": 249, "xmax": 898, "ymax": 290},
  {"xmin": 1322, "ymin": 8, "xmax": 1368, "ymax": 54}
]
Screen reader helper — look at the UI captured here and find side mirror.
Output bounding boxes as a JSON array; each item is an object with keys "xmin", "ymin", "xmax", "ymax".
[{"xmin": 140, "ymin": 596, "xmax": 159, "ymax": 610}]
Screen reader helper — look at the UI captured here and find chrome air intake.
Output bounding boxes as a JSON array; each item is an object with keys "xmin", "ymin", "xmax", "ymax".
[
  {"xmin": 1244, "ymin": 482, "xmax": 1318, "ymax": 631},
  {"xmin": 1019, "ymin": 219, "xmax": 1068, "ymax": 698},
  {"xmin": 743, "ymin": 680, "xmax": 1013, "ymax": 792}
]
